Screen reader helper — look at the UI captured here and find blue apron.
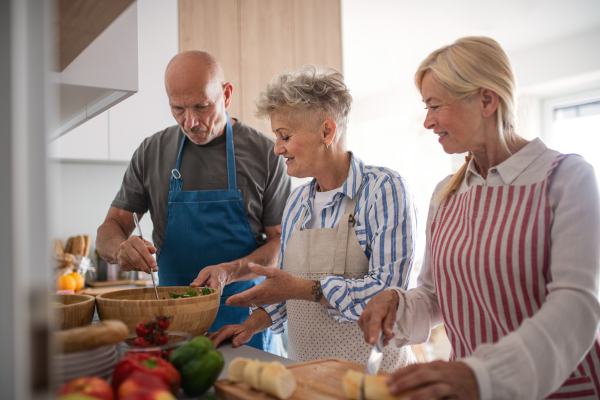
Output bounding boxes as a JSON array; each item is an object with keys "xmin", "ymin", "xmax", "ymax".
[{"xmin": 157, "ymin": 114, "xmax": 279, "ymax": 354}]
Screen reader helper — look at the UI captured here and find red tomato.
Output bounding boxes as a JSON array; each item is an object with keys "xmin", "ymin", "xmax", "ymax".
[
  {"xmin": 157, "ymin": 331, "xmax": 168, "ymax": 345},
  {"xmin": 133, "ymin": 337, "xmax": 151, "ymax": 347},
  {"xmin": 157, "ymin": 316, "xmax": 170, "ymax": 331},
  {"xmin": 135, "ymin": 322, "xmax": 154, "ymax": 337}
]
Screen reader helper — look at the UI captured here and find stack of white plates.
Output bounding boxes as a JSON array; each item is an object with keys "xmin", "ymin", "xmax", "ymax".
[{"xmin": 54, "ymin": 344, "xmax": 118, "ymax": 386}]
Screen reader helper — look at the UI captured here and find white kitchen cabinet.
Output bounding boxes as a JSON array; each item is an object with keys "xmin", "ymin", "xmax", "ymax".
[
  {"xmin": 52, "ymin": 0, "xmax": 178, "ymax": 163},
  {"xmin": 49, "ymin": 1, "xmax": 138, "ymax": 142},
  {"xmin": 47, "ymin": 112, "xmax": 109, "ymax": 160}
]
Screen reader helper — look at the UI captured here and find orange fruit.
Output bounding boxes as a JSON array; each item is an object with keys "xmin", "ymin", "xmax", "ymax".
[
  {"xmin": 55, "ymin": 275, "xmax": 76, "ymax": 291},
  {"xmin": 68, "ymin": 272, "xmax": 84, "ymax": 291}
]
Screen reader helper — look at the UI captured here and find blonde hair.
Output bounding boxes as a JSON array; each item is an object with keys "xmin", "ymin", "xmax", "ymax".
[
  {"xmin": 254, "ymin": 65, "xmax": 352, "ymax": 135},
  {"xmin": 415, "ymin": 36, "xmax": 519, "ymax": 201}
]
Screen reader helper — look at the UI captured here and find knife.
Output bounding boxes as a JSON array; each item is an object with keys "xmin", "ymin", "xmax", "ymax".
[
  {"xmin": 133, "ymin": 213, "xmax": 159, "ymax": 300},
  {"xmin": 360, "ymin": 330, "xmax": 385, "ymax": 400}
]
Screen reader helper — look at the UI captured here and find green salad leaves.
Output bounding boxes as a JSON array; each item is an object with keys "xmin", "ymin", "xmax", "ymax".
[{"xmin": 168, "ymin": 288, "xmax": 214, "ymax": 299}]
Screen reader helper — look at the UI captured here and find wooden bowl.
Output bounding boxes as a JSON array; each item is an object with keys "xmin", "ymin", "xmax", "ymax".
[
  {"xmin": 53, "ymin": 294, "xmax": 96, "ymax": 330},
  {"xmin": 96, "ymin": 287, "xmax": 220, "ymax": 337}
]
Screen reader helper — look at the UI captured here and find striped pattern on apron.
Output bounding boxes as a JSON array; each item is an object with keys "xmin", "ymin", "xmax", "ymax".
[{"xmin": 430, "ymin": 154, "xmax": 600, "ymax": 399}]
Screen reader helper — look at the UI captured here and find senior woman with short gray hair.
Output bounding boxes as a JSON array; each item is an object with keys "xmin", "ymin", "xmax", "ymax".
[{"xmin": 201, "ymin": 65, "xmax": 417, "ymax": 370}]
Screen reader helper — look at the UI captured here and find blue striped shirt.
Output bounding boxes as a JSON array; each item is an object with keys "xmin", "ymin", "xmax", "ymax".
[{"xmin": 262, "ymin": 152, "xmax": 417, "ymax": 333}]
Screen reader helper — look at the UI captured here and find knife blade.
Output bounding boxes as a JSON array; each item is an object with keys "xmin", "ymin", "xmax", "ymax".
[
  {"xmin": 365, "ymin": 330, "xmax": 384, "ymax": 376},
  {"xmin": 133, "ymin": 213, "xmax": 159, "ymax": 300}
]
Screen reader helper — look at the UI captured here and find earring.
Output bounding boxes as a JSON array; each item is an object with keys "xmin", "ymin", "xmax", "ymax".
[{"xmin": 324, "ymin": 141, "xmax": 329, "ymax": 149}]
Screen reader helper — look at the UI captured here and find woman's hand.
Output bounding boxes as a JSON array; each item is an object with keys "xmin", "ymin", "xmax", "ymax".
[
  {"xmin": 386, "ymin": 361, "xmax": 479, "ymax": 400},
  {"xmin": 207, "ymin": 308, "xmax": 272, "ymax": 347},
  {"xmin": 358, "ymin": 290, "xmax": 399, "ymax": 346},
  {"xmin": 190, "ymin": 262, "xmax": 232, "ymax": 292},
  {"xmin": 206, "ymin": 323, "xmax": 255, "ymax": 348},
  {"xmin": 225, "ymin": 263, "xmax": 302, "ymax": 307}
]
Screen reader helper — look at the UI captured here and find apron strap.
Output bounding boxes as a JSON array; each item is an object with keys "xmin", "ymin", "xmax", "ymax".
[
  {"xmin": 225, "ymin": 113, "xmax": 237, "ymax": 190},
  {"xmin": 333, "ymin": 181, "xmax": 364, "ymax": 275},
  {"xmin": 169, "ymin": 114, "xmax": 236, "ymax": 192},
  {"xmin": 170, "ymin": 134, "xmax": 186, "ymax": 192}
]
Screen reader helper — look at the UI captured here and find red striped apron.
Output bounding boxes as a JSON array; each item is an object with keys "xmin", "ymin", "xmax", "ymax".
[{"xmin": 430, "ymin": 154, "xmax": 600, "ymax": 399}]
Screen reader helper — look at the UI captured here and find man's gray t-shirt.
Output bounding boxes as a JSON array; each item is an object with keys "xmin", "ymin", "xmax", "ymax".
[{"xmin": 111, "ymin": 119, "xmax": 291, "ymax": 257}]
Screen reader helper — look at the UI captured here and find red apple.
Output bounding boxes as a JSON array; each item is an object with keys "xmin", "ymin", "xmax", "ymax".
[
  {"xmin": 120, "ymin": 388, "xmax": 176, "ymax": 400},
  {"xmin": 117, "ymin": 372, "xmax": 169, "ymax": 399},
  {"xmin": 58, "ymin": 377, "xmax": 114, "ymax": 400}
]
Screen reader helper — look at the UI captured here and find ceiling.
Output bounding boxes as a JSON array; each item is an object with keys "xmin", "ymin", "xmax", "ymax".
[{"xmin": 342, "ymin": 0, "xmax": 600, "ymax": 97}]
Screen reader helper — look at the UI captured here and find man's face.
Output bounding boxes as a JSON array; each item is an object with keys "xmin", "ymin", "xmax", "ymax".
[{"xmin": 166, "ymin": 69, "xmax": 232, "ymax": 145}]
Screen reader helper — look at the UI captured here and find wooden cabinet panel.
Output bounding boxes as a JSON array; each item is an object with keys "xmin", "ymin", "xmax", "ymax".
[
  {"xmin": 179, "ymin": 0, "xmax": 242, "ymax": 122},
  {"xmin": 58, "ymin": 0, "xmax": 135, "ymax": 71},
  {"xmin": 293, "ymin": 0, "xmax": 342, "ymax": 72},
  {"xmin": 240, "ymin": 0, "xmax": 295, "ymax": 137},
  {"xmin": 178, "ymin": 0, "xmax": 342, "ymax": 138}
]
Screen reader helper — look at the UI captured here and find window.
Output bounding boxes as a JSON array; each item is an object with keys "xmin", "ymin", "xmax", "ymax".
[{"xmin": 543, "ymin": 88, "xmax": 600, "ymax": 185}]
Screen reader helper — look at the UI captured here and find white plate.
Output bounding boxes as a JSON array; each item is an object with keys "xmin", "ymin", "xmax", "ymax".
[
  {"xmin": 55, "ymin": 344, "xmax": 116, "ymax": 363},
  {"xmin": 56, "ymin": 347, "xmax": 117, "ymax": 368}
]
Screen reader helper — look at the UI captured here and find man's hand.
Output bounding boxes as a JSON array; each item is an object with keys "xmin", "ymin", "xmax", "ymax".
[
  {"xmin": 357, "ymin": 290, "xmax": 399, "ymax": 346},
  {"xmin": 225, "ymin": 263, "xmax": 300, "ymax": 307},
  {"xmin": 115, "ymin": 235, "xmax": 157, "ymax": 273},
  {"xmin": 386, "ymin": 361, "xmax": 479, "ymax": 400}
]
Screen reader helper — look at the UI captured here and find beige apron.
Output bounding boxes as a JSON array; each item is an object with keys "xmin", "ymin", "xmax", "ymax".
[{"xmin": 282, "ymin": 188, "xmax": 415, "ymax": 372}]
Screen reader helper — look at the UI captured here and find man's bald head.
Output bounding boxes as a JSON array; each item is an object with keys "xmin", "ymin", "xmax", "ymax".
[
  {"xmin": 164, "ymin": 51, "xmax": 234, "ymax": 145},
  {"xmin": 165, "ymin": 51, "xmax": 225, "ymax": 96}
]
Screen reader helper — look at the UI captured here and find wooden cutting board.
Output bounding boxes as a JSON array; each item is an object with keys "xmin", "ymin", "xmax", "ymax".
[
  {"xmin": 78, "ymin": 287, "xmax": 130, "ymax": 296},
  {"xmin": 86, "ymin": 279, "xmax": 133, "ymax": 287},
  {"xmin": 214, "ymin": 358, "xmax": 388, "ymax": 400}
]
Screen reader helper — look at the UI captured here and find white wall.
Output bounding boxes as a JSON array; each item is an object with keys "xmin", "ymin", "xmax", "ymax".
[
  {"xmin": 49, "ymin": 161, "xmax": 155, "ymax": 257},
  {"xmin": 341, "ymin": 0, "xmax": 600, "ymax": 265}
]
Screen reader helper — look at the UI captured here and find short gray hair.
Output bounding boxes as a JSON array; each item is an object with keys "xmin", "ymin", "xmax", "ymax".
[{"xmin": 254, "ymin": 65, "xmax": 352, "ymax": 134}]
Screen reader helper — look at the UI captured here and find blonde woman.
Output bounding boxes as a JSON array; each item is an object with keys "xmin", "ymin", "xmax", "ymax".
[
  {"xmin": 359, "ymin": 37, "xmax": 600, "ymax": 399},
  {"xmin": 197, "ymin": 65, "xmax": 417, "ymax": 371}
]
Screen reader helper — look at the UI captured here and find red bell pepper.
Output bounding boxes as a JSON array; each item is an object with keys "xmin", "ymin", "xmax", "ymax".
[{"xmin": 111, "ymin": 353, "xmax": 181, "ymax": 395}]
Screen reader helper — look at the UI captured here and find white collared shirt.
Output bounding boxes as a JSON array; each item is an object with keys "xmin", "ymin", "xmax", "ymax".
[{"xmin": 388, "ymin": 138, "xmax": 600, "ymax": 399}]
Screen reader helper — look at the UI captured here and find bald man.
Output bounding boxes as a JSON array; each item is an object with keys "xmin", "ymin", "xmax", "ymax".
[{"xmin": 96, "ymin": 51, "xmax": 291, "ymax": 354}]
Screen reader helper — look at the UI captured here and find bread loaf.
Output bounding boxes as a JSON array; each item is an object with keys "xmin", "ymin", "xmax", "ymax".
[
  {"xmin": 52, "ymin": 239, "xmax": 64, "ymax": 257},
  {"xmin": 342, "ymin": 369, "xmax": 405, "ymax": 400},
  {"xmin": 83, "ymin": 235, "xmax": 91, "ymax": 257},
  {"xmin": 54, "ymin": 320, "xmax": 128, "ymax": 353},
  {"xmin": 229, "ymin": 358, "xmax": 296, "ymax": 399},
  {"xmin": 71, "ymin": 235, "xmax": 85, "ymax": 256},
  {"xmin": 65, "ymin": 237, "xmax": 74, "ymax": 254}
]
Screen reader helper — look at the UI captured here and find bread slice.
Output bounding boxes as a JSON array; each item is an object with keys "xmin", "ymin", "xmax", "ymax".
[
  {"xmin": 260, "ymin": 361, "xmax": 296, "ymax": 399},
  {"xmin": 342, "ymin": 369, "xmax": 362, "ymax": 400},
  {"xmin": 343, "ymin": 370, "xmax": 405, "ymax": 400},
  {"xmin": 243, "ymin": 359, "xmax": 264, "ymax": 390},
  {"xmin": 228, "ymin": 358, "xmax": 250, "ymax": 382}
]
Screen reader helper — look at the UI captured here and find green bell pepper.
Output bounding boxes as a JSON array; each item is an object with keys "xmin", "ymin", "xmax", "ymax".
[{"xmin": 168, "ymin": 336, "xmax": 224, "ymax": 397}]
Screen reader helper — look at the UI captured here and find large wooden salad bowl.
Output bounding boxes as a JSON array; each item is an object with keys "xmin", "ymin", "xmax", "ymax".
[{"xmin": 96, "ymin": 287, "xmax": 220, "ymax": 337}]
